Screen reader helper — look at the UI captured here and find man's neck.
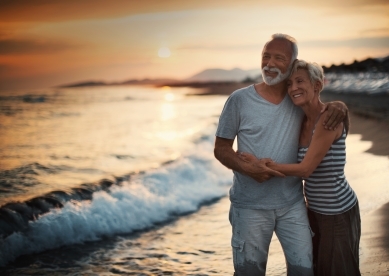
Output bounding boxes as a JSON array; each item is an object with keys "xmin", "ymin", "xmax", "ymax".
[{"xmin": 254, "ymin": 81, "xmax": 288, "ymax": 105}]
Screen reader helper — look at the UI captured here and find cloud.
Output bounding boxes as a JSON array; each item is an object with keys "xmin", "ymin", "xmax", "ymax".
[
  {"xmin": 0, "ymin": 63, "xmax": 12, "ymax": 73},
  {"xmin": 0, "ymin": 0, "xmax": 210, "ymax": 22},
  {"xmin": 360, "ymin": 28, "xmax": 389, "ymax": 35},
  {"xmin": 0, "ymin": 39, "xmax": 78, "ymax": 54},
  {"xmin": 301, "ymin": 36, "xmax": 389, "ymax": 49},
  {"xmin": 178, "ymin": 43, "xmax": 263, "ymax": 51},
  {"xmin": 0, "ymin": 63, "xmax": 17, "ymax": 82},
  {"xmin": 0, "ymin": 0, "xmax": 387, "ymax": 22}
]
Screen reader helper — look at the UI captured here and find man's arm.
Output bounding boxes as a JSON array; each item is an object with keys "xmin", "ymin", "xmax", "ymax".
[
  {"xmin": 321, "ymin": 101, "xmax": 349, "ymax": 130},
  {"xmin": 214, "ymin": 136, "xmax": 284, "ymax": 183}
]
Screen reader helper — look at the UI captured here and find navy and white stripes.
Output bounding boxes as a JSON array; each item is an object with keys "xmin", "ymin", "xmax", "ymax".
[{"xmin": 298, "ymin": 129, "xmax": 357, "ymax": 215}]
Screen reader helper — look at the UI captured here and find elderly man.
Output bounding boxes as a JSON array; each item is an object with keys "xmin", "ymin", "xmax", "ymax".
[{"xmin": 214, "ymin": 34, "xmax": 346, "ymax": 275}]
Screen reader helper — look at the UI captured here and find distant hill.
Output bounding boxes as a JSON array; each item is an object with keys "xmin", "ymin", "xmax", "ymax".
[
  {"xmin": 186, "ymin": 68, "xmax": 261, "ymax": 82},
  {"xmin": 59, "ymin": 81, "xmax": 108, "ymax": 88},
  {"xmin": 57, "ymin": 55, "xmax": 389, "ymax": 88},
  {"xmin": 323, "ymin": 55, "xmax": 389, "ymax": 73},
  {"xmin": 120, "ymin": 78, "xmax": 179, "ymax": 85},
  {"xmin": 57, "ymin": 68, "xmax": 261, "ymax": 88},
  {"xmin": 58, "ymin": 78, "xmax": 179, "ymax": 88}
]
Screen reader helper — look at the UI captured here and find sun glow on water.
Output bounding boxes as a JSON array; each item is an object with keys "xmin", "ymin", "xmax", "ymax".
[
  {"xmin": 160, "ymin": 102, "xmax": 175, "ymax": 121},
  {"xmin": 164, "ymin": 93, "xmax": 175, "ymax": 102}
]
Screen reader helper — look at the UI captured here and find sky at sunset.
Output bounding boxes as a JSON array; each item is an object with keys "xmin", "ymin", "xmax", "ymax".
[{"xmin": 1, "ymin": 0, "xmax": 389, "ymax": 90}]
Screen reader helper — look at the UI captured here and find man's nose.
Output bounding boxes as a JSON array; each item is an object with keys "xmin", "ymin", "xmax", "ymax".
[{"xmin": 266, "ymin": 57, "xmax": 276, "ymax": 67}]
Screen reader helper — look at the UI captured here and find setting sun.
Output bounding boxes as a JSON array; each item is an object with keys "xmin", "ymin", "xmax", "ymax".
[{"xmin": 158, "ymin": 47, "xmax": 171, "ymax": 58}]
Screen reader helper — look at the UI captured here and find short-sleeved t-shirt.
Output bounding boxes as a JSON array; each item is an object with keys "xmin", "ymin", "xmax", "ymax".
[{"xmin": 216, "ymin": 84, "xmax": 305, "ymax": 209}]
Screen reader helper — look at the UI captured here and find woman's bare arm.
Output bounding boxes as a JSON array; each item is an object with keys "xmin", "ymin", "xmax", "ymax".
[
  {"xmin": 240, "ymin": 113, "xmax": 343, "ymax": 178},
  {"xmin": 214, "ymin": 136, "xmax": 284, "ymax": 183}
]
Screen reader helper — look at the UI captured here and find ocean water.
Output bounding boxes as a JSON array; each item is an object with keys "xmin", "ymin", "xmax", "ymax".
[
  {"xmin": 324, "ymin": 72, "xmax": 389, "ymax": 94},
  {"xmin": 0, "ymin": 83, "xmax": 388, "ymax": 275},
  {"xmin": 0, "ymin": 85, "xmax": 233, "ymax": 270}
]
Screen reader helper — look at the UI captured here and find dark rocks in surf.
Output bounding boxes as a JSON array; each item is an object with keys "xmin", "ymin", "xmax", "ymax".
[
  {"xmin": 22, "ymin": 95, "xmax": 46, "ymax": 103},
  {"xmin": 0, "ymin": 177, "xmax": 120, "ymax": 239}
]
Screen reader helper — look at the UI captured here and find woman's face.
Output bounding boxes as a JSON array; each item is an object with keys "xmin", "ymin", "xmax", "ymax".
[{"xmin": 286, "ymin": 69, "xmax": 318, "ymax": 107}]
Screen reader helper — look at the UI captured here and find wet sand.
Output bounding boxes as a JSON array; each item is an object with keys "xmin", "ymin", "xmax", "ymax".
[
  {"xmin": 190, "ymin": 83, "xmax": 389, "ymax": 275},
  {"xmin": 347, "ymin": 113, "xmax": 389, "ymax": 275},
  {"xmin": 360, "ymin": 203, "xmax": 389, "ymax": 275},
  {"xmin": 2, "ymin": 116, "xmax": 387, "ymax": 275},
  {"xmin": 2, "ymin": 84, "xmax": 388, "ymax": 274}
]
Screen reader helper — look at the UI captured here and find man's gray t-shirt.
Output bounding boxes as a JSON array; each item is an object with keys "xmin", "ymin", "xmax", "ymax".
[{"xmin": 216, "ymin": 84, "xmax": 304, "ymax": 209}]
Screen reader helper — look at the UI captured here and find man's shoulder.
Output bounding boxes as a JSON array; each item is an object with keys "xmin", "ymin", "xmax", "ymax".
[{"xmin": 229, "ymin": 84, "xmax": 254, "ymax": 99}]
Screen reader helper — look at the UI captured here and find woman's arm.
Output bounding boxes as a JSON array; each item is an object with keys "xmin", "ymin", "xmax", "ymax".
[
  {"xmin": 214, "ymin": 137, "xmax": 284, "ymax": 183},
  {"xmin": 240, "ymin": 113, "xmax": 344, "ymax": 178},
  {"xmin": 270, "ymin": 114, "xmax": 343, "ymax": 178}
]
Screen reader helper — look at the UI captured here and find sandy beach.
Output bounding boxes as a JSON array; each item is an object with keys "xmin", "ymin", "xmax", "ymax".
[
  {"xmin": 349, "ymin": 112, "xmax": 389, "ymax": 275},
  {"xmin": 1, "ymin": 84, "xmax": 388, "ymax": 275},
  {"xmin": 321, "ymin": 90, "xmax": 389, "ymax": 275},
  {"xmin": 192, "ymin": 84, "xmax": 389, "ymax": 275}
]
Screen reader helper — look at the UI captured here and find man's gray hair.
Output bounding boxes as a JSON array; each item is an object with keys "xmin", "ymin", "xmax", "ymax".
[
  {"xmin": 271, "ymin": 33, "xmax": 298, "ymax": 61},
  {"xmin": 290, "ymin": 60, "xmax": 325, "ymax": 92}
]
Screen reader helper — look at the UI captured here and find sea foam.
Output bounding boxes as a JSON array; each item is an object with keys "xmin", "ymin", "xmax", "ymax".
[{"xmin": 0, "ymin": 138, "xmax": 232, "ymax": 266}]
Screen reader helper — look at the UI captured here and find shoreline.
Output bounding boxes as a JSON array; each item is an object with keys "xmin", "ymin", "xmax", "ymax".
[
  {"xmin": 188, "ymin": 83, "xmax": 389, "ymax": 157},
  {"xmin": 342, "ymin": 112, "xmax": 389, "ymax": 275},
  {"xmin": 186, "ymin": 82, "xmax": 389, "ymax": 122},
  {"xmin": 187, "ymin": 83, "xmax": 389, "ymax": 274},
  {"xmin": 360, "ymin": 203, "xmax": 389, "ymax": 275}
]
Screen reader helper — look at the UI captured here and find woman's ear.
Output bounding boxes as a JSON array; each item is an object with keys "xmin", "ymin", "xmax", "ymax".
[{"xmin": 314, "ymin": 81, "xmax": 322, "ymax": 93}]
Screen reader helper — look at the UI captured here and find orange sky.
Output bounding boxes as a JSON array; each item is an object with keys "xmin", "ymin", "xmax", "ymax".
[{"xmin": 1, "ymin": 0, "xmax": 389, "ymax": 90}]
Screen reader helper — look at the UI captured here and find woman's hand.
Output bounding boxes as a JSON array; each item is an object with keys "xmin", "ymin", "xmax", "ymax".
[
  {"xmin": 265, "ymin": 159, "xmax": 276, "ymax": 169},
  {"xmin": 237, "ymin": 152, "xmax": 285, "ymax": 182}
]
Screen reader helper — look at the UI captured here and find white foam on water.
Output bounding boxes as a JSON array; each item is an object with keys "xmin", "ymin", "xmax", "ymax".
[
  {"xmin": 325, "ymin": 72, "xmax": 389, "ymax": 94},
  {"xmin": 0, "ymin": 138, "xmax": 232, "ymax": 266}
]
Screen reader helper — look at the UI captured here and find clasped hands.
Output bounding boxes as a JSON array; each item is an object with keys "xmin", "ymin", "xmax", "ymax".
[{"xmin": 237, "ymin": 152, "xmax": 284, "ymax": 183}]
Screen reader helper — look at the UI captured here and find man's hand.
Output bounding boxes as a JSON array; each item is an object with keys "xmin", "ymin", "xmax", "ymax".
[
  {"xmin": 321, "ymin": 101, "xmax": 348, "ymax": 130},
  {"xmin": 238, "ymin": 152, "xmax": 285, "ymax": 183}
]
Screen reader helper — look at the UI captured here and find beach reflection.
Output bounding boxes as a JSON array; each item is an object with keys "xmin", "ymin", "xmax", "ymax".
[
  {"xmin": 0, "ymin": 86, "xmax": 227, "ymax": 206},
  {"xmin": 345, "ymin": 134, "xmax": 389, "ymax": 215},
  {"xmin": 160, "ymin": 102, "xmax": 175, "ymax": 121}
]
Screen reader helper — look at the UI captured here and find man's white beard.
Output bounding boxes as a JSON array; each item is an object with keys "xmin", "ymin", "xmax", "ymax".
[{"xmin": 261, "ymin": 66, "xmax": 291, "ymax": 86}]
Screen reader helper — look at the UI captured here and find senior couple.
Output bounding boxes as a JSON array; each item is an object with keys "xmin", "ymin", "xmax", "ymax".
[{"xmin": 214, "ymin": 34, "xmax": 361, "ymax": 276}]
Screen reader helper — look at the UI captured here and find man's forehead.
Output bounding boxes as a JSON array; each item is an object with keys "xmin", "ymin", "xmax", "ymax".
[{"xmin": 263, "ymin": 39, "xmax": 292, "ymax": 56}]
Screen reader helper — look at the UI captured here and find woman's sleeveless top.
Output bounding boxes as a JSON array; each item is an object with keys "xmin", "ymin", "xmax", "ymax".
[{"xmin": 298, "ymin": 128, "xmax": 357, "ymax": 215}]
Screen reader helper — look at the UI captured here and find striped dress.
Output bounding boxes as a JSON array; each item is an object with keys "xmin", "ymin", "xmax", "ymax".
[{"xmin": 298, "ymin": 128, "xmax": 357, "ymax": 215}]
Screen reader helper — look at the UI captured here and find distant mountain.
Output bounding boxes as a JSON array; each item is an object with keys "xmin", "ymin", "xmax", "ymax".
[
  {"xmin": 58, "ymin": 81, "xmax": 109, "ymax": 88},
  {"xmin": 121, "ymin": 78, "xmax": 179, "ymax": 85},
  {"xmin": 186, "ymin": 68, "xmax": 261, "ymax": 82},
  {"xmin": 58, "ymin": 78, "xmax": 179, "ymax": 88},
  {"xmin": 58, "ymin": 68, "xmax": 261, "ymax": 88},
  {"xmin": 58, "ymin": 56, "xmax": 389, "ymax": 89}
]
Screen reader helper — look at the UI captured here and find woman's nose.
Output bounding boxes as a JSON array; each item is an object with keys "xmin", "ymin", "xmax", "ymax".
[{"xmin": 289, "ymin": 82, "xmax": 297, "ymax": 92}]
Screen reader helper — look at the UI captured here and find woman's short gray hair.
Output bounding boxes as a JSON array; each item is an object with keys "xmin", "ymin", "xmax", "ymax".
[
  {"xmin": 290, "ymin": 60, "xmax": 325, "ymax": 92},
  {"xmin": 271, "ymin": 33, "xmax": 298, "ymax": 61}
]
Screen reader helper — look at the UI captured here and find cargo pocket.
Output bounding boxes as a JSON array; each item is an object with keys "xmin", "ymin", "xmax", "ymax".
[{"xmin": 231, "ymin": 236, "xmax": 245, "ymax": 267}]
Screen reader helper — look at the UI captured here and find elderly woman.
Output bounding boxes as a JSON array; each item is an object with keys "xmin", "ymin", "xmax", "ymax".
[{"xmin": 240, "ymin": 60, "xmax": 361, "ymax": 275}]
